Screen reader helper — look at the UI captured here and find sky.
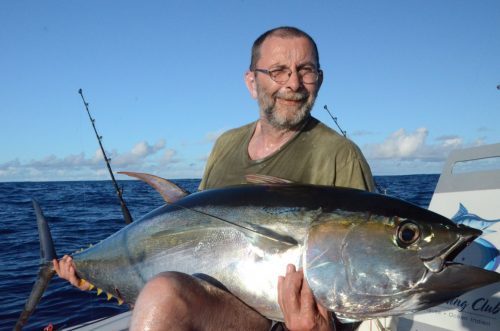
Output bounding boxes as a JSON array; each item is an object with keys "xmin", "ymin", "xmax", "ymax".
[{"xmin": 1, "ymin": 0, "xmax": 499, "ymax": 182}]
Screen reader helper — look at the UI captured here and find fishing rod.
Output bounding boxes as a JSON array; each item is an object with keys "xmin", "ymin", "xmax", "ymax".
[
  {"xmin": 323, "ymin": 105, "xmax": 347, "ymax": 137},
  {"xmin": 78, "ymin": 89, "xmax": 133, "ymax": 225}
]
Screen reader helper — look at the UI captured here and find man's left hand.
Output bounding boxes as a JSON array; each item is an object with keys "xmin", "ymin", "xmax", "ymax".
[{"xmin": 278, "ymin": 264, "xmax": 334, "ymax": 331}]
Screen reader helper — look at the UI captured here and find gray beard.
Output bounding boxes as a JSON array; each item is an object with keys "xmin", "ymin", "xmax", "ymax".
[
  {"xmin": 257, "ymin": 86, "xmax": 316, "ymax": 130},
  {"xmin": 263, "ymin": 101, "xmax": 313, "ymax": 130}
]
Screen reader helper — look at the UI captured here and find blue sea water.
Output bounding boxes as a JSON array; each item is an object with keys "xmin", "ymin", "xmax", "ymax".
[{"xmin": 0, "ymin": 175, "xmax": 438, "ymax": 331}]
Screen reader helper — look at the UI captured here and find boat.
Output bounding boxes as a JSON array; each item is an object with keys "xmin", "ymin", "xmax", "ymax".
[{"xmin": 64, "ymin": 143, "xmax": 500, "ymax": 331}]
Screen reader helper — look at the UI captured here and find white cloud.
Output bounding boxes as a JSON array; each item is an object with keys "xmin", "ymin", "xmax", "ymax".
[
  {"xmin": 159, "ymin": 149, "xmax": 178, "ymax": 165},
  {"xmin": 92, "ymin": 149, "xmax": 105, "ymax": 163},
  {"xmin": 442, "ymin": 137, "xmax": 462, "ymax": 148},
  {"xmin": 367, "ymin": 128, "xmax": 429, "ymax": 159},
  {"xmin": 104, "ymin": 139, "xmax": 169, "ymax": 167},
  {"xmin": 198, "ymin": 153, "xmax": 210, "ymax": 162},
  {"xmin": 362, "ymin": 127, "xmax": 489, "ymax": 175},
  {"xmin": 435, "ymin": 135, "xmax": 463, "ymax": 148},
  {"xmin": 131, "ymin": 142, "xmax": 149, "ymax": 157},
  {"xmin": 0, "ymin": 139, "xmax": 196, "ymax": 182},
  {"xmin": 0, "ymin": 159, "xmax": 21, "ymax": 170},
  {"xmin": 131, "ymin": 139, "xmax": 165, "ymax": 157},
  {"xmin": 1, "ymin": 127, "xmax": 489, "ymax": 181}
]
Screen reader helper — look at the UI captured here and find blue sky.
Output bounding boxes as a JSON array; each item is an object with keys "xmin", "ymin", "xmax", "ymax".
[{"xmin": 1, "ymin": 0, "xmax": 499, "ymax": 182}]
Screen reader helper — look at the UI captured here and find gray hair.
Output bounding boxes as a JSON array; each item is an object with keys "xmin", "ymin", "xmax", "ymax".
[{"xmin": 249, "ymin": 26, "xmax": 320, "ymax": 71}]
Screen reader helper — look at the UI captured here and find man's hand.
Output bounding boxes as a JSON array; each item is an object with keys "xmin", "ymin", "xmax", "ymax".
[
  {"xmin": 53, "ymin": 255, "xmax": 90, "ymax": 291},
  {"xmin": 278, "ymin": 264, "xmax": 334, "ymax": 331}
]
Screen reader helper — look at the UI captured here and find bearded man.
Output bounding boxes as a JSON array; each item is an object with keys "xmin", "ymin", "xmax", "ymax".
[
  {"xmin": 130, "ymin": 27, "xmax": 375, "ymax": 331},
  {"xmin": 198, "ymin": 27, "xmax": 374, "ymax": 192},
  {"xmin": 57, "ymin": 26, "xmax": 375, "ymax": 331}
]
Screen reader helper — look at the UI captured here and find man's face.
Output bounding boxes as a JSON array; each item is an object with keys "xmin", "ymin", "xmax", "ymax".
[{"xmin": 250, "ymin": 36, "xmax": 322, "ymax": 130}]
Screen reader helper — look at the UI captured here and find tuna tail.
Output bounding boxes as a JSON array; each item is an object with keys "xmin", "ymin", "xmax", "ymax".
[{"xmin": 13, "ymin": 200, "xmax": 57, "ymax": 331}]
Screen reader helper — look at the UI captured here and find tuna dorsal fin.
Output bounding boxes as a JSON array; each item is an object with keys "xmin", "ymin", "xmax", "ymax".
[
  {"xmin": 245, "ymin": 174, "xmax": 294, "ymax": 184},
  {"xmin": 118, "ymin": 171, "xmax": 189, "ymax": 203}
]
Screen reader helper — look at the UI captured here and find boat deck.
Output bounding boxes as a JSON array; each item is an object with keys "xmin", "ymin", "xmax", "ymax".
[{"xmin": 62, "ymin": 311, "xmax": 131, "ymax": 331}]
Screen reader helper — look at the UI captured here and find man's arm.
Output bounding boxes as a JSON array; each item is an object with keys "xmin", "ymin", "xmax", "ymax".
[
  {"xmin": 335, "ymin": 154, "xmax": 375, "ymax": 192},
  {"xmin": 198, "ymin": 141, "xmax": 219, "ymax": 191}
]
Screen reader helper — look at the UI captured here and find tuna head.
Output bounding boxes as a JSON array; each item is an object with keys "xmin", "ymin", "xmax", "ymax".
[{"xmin": 303, "ymin": 209, "xmax": 500, "ymax": 320}]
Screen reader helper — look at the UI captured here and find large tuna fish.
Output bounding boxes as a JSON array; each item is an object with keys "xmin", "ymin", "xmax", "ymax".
[{"xmin": 14, "ymin": 174, "xmax": 500, "ymax": 330}]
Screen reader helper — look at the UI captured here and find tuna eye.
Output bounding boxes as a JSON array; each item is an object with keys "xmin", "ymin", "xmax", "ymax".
[{"xmin": 397, "ymin": 221, "xmax": 420, "ymax": 247}]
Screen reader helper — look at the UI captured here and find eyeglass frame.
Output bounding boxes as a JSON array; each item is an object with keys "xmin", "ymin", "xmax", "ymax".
[{"xmin": 253, "ymin": 66, "xmax": 323, "ymax": 84}]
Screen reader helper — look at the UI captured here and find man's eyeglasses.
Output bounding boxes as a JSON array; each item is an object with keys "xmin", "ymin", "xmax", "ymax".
[{"xmin": 254, "ymin": 67, "xmax": 322, "ymax": 84}]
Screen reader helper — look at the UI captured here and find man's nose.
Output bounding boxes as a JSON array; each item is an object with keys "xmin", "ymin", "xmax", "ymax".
[{"xmin": 285, "ymin": 70, "xmax": 302, "ymax": 91}]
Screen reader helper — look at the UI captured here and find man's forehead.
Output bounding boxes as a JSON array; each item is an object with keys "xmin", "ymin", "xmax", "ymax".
[{"xmin": 258, "ymin": 36, "xmax": 317, "ymax": 65}]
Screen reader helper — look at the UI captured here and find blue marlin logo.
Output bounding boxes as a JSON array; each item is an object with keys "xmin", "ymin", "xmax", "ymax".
[
  {"xmin": 451, "ymin": 203, "xmax": 500, "ymax": 271},
  {"xmin": 452, "ymin": 203, "xmax": 500, "ymax": 233}
]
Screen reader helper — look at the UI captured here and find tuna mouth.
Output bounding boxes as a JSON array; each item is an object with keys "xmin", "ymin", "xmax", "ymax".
[
  {"xmin": 422, "ymin": 225, "xmax": 481, "ymax": 273},
  {"xmin": 415, "ymin": 225, "xmax": 500, "ymax": 309}
]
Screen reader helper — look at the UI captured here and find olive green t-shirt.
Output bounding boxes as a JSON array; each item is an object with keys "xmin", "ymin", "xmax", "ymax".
[{"xmin": 199, "ymin": 117, "xmax": 375, "ymax": 192}]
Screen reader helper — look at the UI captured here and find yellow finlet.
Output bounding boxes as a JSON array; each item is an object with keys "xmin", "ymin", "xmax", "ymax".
[
  {"xmin": 106, "ymin": 292, "xmax": 113, "ymax": 301},
  {"xmin": 97, "ymin": 288, "xmax": 103, "ymax": 295},
  {"xmin": 117, "ymin": 298, "xmax": 124, "ymax": 305},
  {"xmin": 88, "ymin": 283, "xmax": 95, "ymax": 290}
]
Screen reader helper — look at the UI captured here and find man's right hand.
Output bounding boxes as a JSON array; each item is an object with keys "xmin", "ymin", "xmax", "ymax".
[{"xmin": 53, "ymin": 255, "xmax": 90, "ymax": 291}]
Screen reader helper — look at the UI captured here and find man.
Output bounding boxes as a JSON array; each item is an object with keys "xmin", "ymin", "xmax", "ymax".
[
  {"xmin": 55, "ymin": 27, "xmax": 374, "ymax": 331},
  {"xmin": 130, "ymin": 26, "xmax": 374, "ymax": 331},
  {"xmin": 198, "ymin": 27, "xmax": 373, "ymax": 191}
]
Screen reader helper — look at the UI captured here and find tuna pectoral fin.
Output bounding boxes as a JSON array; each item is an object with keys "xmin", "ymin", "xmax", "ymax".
[
  {"xmin": 118, "ymin": 171, "xmax": 189, "ymax": 203},
  {"xmin": 14, "ymin": 263, "xmax": 55, "ymax": 331},
  {"xmin": 246, "ymin": 223, "xmax": 298, "ymax": 246},
  {"xmin": 14, "ymin": 200, "xmax": 58, "ymax": 330}
]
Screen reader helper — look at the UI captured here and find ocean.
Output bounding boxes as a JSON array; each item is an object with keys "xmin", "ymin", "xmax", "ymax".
[{"xmin": 0, "ymin": 175, "xmax": 439, "ymax": 331}]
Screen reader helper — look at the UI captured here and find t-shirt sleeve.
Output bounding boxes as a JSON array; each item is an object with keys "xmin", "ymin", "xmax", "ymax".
[
  {"xmin": 198, "ymin": 140, "xmax": 221, "ymax": 191},
  {"xmin": 334, "ymin": 142, "xmax": 376, "ymax": 192}
]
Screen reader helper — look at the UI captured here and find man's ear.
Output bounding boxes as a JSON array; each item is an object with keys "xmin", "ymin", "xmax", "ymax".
[
  {"xmin": 317, "ymin": 70, "xmax": 324, "ymax": 90},
  {"xmin": 244, "ymin": 71, "xmax": 258, "ymax": 99}
]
